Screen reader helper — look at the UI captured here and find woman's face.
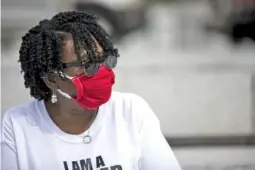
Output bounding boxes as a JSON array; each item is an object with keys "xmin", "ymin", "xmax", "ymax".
[{"xmin": 49, "ymin": 39, "xmax": 104, "ymax": 103}]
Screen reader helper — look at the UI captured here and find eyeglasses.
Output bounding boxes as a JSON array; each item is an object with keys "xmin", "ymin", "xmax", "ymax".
[{"xmin": 61, "ymin": 55, "xmax": 117, "ymax": 77}]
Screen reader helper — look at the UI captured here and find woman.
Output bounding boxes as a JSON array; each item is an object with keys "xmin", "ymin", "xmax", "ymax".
[{"xmin": 1, "ymin": 11, "xmax": 181, "ymax": 170}]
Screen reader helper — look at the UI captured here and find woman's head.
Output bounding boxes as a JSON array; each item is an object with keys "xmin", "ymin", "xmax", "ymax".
[{"xmin": 19, "ymin": 11, "xmax": 119, "ymax": 110}]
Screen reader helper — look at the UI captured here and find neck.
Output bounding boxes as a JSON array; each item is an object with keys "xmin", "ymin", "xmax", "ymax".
[{"xmin": 45, "ymin": 100, "xmax": 98, "ymax": 135}]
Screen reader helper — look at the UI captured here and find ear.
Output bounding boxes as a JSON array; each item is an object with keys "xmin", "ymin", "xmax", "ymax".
[{"xmin": 41, "ymin": 74, "xmax": 57, "ymax": 90}]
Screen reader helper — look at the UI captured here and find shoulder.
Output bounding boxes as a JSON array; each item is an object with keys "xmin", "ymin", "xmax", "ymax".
[
  {"xmin": 110, "ymin": 91, "xmax": 147, "ymax": 104},
  {"xmin": 107, "ymin": 91, "xmax": 159, "ymax": 131},
  {"xmin": 109, "ymin": 91, "xmax": 152, "ymax": 113},
  {"xmin": 1, "ymin": 100, "xmax": 40, "ymax": 140},
  {"xmin": 2, "ymin": 99, "xmax": 38, "ymax": 122}
]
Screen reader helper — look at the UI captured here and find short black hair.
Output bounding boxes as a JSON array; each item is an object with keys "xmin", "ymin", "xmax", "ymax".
[{"xmin": 19, "ymin": 11, "xmax": 119, "ymax": 101}]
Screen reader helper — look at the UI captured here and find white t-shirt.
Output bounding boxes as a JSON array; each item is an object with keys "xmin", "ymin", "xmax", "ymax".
[{"xmin": 1, "ymin": 91, "xmax": 181, "ymax": 170}]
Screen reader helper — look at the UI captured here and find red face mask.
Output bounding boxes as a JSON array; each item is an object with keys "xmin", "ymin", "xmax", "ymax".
[{"xmin": 57, "ymin": 66, "xmax": 115, "ymax": 110}]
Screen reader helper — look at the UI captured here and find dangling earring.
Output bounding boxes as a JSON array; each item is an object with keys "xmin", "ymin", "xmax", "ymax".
[{"xmin": 51, "ymin": 90, "xmax": 57, "ymax": 103}]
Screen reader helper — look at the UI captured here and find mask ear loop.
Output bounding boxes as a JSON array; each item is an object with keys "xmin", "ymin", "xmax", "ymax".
[
  {"xmin": 55, "ymin": 71, "xmax": 85, "ymax": 101},
  {"xmin": 54, "ymin": 70, "xmax": 74, "ymax": 80},
  {"xmin": 56, "ymin": 89, "xmax": 72, "ymax": 99},
  {"xmin": 51, "ymin": 71, "xmax": 73, "ymax": 99},
  {"xmin": 50, "ymin": 71, "xmax": 75, "ymax": 100}
]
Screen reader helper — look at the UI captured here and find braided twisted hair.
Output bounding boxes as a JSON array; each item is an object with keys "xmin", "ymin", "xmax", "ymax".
[{"xmin": 19, "ymin": 11, "xmax": 119, "ymax": 101}]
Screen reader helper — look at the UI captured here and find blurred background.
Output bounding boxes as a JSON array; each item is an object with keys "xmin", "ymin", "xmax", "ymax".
[{"xmin": 1, "ymin": 0, "xmax": 255, "ymax": 169}]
